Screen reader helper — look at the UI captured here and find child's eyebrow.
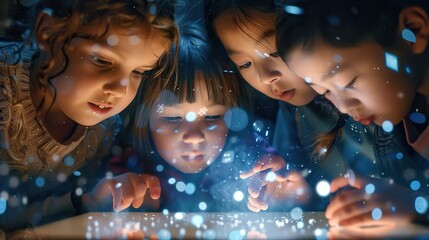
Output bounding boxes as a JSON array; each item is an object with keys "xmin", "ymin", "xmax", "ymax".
[
  {"xmin": 321, "ymin": 64, "xmax": 348, "ymax": 81},
  {"xmin": 258, "ymin": 28, "xmax": 276, "ymax": 42}
]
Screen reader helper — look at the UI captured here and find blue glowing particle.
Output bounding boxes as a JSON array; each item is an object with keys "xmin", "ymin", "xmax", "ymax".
[
  {"xmin": 35, "ymin": 177, "xmax": 45, "ymax": 187},
  {"xmin": 191, "ymin": 215, "xmax": 204, "ymax": 227},
  {"xmin": 0, "ymin": 198, "xmax": 6, "ymax": 214},
  {"xmin": 382, "ymin": 120, "xmax": 394, "ymax": 133},
  {"xmin": 284, "ymin": 5, "xmax": 304, "ymax": 15},
  {"xmin": 365, "ymin": 183, "xmax": 375, "ymax": 195},
  {"xmin": 395, "ymin": 152, "xmax": 404, "ymax": 160},
  {"xmin": 410, "ymin": 112, "xmax": 426, "ymax": 124},
  {"xmin": 64, "ymin": 155, "xmax": 75, "ymax": 167},
  {"xmin": 176, "ymin": 181, "xmax": 186, "ymax": 192},
  {"xmin": 185, "ymin": 183, "xmax": 196, "ymax": 195},
  {"xmin": 158, "ymin": 229, "xmax": 171, "ymax": 240},
  {"xmin": 410, "ymin": 180, "xmax": 421, "ymax": 191},
  {"xmin": 415, "ymin": 196, "xmax": 428, "ymax": 214},
  {"xmin": 228, "ymin": 230, "xmax": 242, "ymax": 240},
  {"xmin": 371, "ymin": 208, "xmax": 382, "ymax": 220},
  {"xmin": 402, "ymin": 29, "xmax": 416, "ymax": 43},
  {"xmin": 385, "ymin": 52, "xmax": 399, "ymax": 72}
]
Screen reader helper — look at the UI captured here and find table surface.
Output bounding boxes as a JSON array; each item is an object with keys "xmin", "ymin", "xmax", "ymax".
[{"xmin": 33, "ymin": 211, "xmax": 429, "ymax": 239}]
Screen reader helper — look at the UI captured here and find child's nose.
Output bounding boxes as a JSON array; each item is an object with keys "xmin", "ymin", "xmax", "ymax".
[
  {"xmin": 182, "ymin": 129, "xmax": 205, "ymax": 144},
  {"xmin": 258, "ymin": 60, "xmax": 282, "ymax": 85},
  {"xmin": 103, "ymin": 78, "xmax": 128, "ymax": 97}
]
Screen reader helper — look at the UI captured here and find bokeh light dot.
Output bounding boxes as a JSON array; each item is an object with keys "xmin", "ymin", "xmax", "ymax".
[
  {"xmin": 365, "ymin": 183, "xmax": 375, "ymax": 195},
  {"xmin": 266, "ymin": 172, "xmax": 276, "ymax": 182},
  {"xmin": 415, "ymin": 196, "xmax": 428, "ymax": 214},
  {"xmin": 290, "ymin": 207, "xmax": 303, "ymax": 220},
  {"xmin": 371, "ymin": 208, "xmax": 382, "ymax": 220},
  {"xmin": 382, "ymin": 120, "xmax": 394, "ymax": 133},
  {"xmin": 185, "ymin": 183, "xmax": 196, "ymax": 195},
  {"xmin": 168, "ymin": 178, "xmax": 176, "ymax": 184},
  {"xmin": 35, "ymin": 177, "xmax": 45, "ymax": 188},
  {"xmin": 396, "ymin": 152, "xmax": 404, "ymax": 160},
  {"xmin": 316, "ymin": 180, "xmax": 330, "ymax": 197},
  {"xmin": 199, "ymin": 202, "xmax": 207, "ymax": 211},
  {"xmin": 185, "ymin": 112, "xmax": 197, "ymax": 122},
  {"xmin": 0, "ymin": 198, "xmax": 6, "ymax": 214},
  {"xmin": 410, "ymin": 112, "xmax": 426, "ymax": 124},
  {"xmin": 176, "ymin": 181, "xmax": 186, "ymax": 192},
  {"xmin": 410, "ymin": 180, "xmax": 421, "ymax": 191},
  {"xmin": 233, "ymin": 191, "xmax": 244, "ymax": 202}
]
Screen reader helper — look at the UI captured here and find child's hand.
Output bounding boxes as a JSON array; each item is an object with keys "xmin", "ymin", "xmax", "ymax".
[
  {"xmin": 326, "ymin": 173, "xmax": 421, "ymax": 227},
  {"xmin": 83, "ymin": 173, "xmax": 161, "ymax": 212},
  {"xmin": 240, "ymin": 154, "xmax": 309, "ymax": 212}
]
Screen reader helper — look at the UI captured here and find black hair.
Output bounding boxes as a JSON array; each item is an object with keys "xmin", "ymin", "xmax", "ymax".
[{"xmin": 276, "ymin": 0, "xmax": 429, "ymax": 60}]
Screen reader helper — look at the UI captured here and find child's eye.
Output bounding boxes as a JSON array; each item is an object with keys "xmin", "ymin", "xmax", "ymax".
[
  {"xmin": 270, "ymin": 51, "xmax": 280, "ymax": 57},
  {"xmin": 162, "ymin": 116, "xmax": 182, "ymax": 123},
  {"xmin": 204, "ymin": 115, "xmax": 223, "ymax": 121},
  {"xmin": 343, "ymin": 76, "xmax": 358, "ymax": 89},
  {"xmin": 131, "ymin": 70, "xmax": 145, "ymax": 79},
  {"xmin": 238, "ymin": 62, "xmax": 252, "ymax": 69},
  {"xmin": 91, "ymin": 55, "xmax": 112, "ymax": 67}
]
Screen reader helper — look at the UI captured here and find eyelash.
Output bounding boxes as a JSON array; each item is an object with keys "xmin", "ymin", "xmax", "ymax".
[
  {"xmin": 91, "ymin": 55, "xmax": 112, "ymax": 67},
  {"xmin": 322, "ymin": 76, "xmax": 357, "ymax": 96},
  {"xmin": 238, "ymin": 51, "xmax": 279, "ymax": 69}
]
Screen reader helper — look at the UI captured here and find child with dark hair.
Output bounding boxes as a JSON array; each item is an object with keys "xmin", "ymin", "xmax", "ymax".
[
  {"xmin": 276, "ymin": 0, "xmax": 429, "ymax": 227},
  {"xmin": 109, "ymin": 12, "xmax": 310, "ymax": 213},
  {"xmin": 204, "ymin": 0, "xmax": 409, "ymax": 213},
  {"xmin": 0, "ymin": 0, "xmax": 178, "ymax": 232}
]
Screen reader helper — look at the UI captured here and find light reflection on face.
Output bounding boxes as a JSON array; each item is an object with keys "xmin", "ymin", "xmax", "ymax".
[
  {"xmin": 149, "ymin": 78, "xmax": 229, "ymax": 173},
  {"xmin": 213, "ymin": 10, "xmax": 317, "ymax": 106},
  {"xmin": 286, "ymin": 38, "xmax": 418, "ymax": 126},
  {"xmin": 49, "ymin": 23, "xmax": 165, "ymax": 126}
]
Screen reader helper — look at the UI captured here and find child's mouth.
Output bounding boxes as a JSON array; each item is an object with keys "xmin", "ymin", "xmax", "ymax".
[{"xmin": 88, "ymin": 102, "xmax": 113, "ymax": 115}]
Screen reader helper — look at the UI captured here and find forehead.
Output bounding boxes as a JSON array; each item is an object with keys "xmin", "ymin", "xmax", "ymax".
[{"xmin": 215, "ymin": 9, "xmax": 275, "ymax": 46}]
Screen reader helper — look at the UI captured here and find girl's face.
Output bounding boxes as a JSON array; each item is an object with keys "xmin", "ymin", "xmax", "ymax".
[
  {"xmin": 213, "ymin": 10, "xmax": 317, "ymax": 106},
  {"xmin": 149, "ymin": 77, "xmax": 229, "ymax": 173},
  {"xmin": 286, "ymin": 38, "xmax": 418, "ymax": 126},
  {"xmin": 48, "ymin": 22, "xmax": 166, "ymax": 126}
]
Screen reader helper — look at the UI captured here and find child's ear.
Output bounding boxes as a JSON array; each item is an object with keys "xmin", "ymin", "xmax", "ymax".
[
  {"xmin": 399, "ymin": 6, "xmax": 429, "ymax": 54},
  {"xmin": 34, "ymin": 12, "xmax": 56, "ymax": 51}
]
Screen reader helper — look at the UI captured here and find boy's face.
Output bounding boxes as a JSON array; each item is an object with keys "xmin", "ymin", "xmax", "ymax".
[
  {"xmin": 49, "ymin": 23, "xmax": 165, "ymax": 126},
  {"xmin": 286, "ymin": 38, "xmax": 417, "ymax": 126},
  {"xmin": 213, "ymin": 10, "xmax": 317, "ymax": 106},
  {"xmin": 149, "ymin": 78, "xmax": 229, "ymax": 174}
]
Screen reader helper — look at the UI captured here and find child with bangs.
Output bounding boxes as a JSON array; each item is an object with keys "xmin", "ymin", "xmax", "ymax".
[
  {"xmin": 108, "ymin": 16, "xmax": 310, "ymax": 212},
  {"xmin": 0, "ymin": 0, "xmax": 178, "ymax": 233}
]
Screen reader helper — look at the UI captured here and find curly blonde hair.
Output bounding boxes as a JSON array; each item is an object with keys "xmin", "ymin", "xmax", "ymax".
[{"xmin": 31, "ymin": 0, "xmax": 178, "ymax": 109}]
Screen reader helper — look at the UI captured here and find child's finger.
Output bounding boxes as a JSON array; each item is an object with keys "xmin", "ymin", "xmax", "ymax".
[
  {"xmin": 141, "ymin": 174, "xmax": 161, "ymax": 199},
  {"xmin": 116, "ymin": 180, "xmax": 135, "ymax": 212},
  {"xmin": 275, "ymin": 169, "xmax": 301, "ymax": 182},
  {"xmin": 248, "ymin": 194, "xmax": 268, "ymax": 211},
  {"xmin": 325, "ymin": 188, "xmax": 365, "ymax": 219},
  {"xmin": 248, "ymin": 175, "xmax": 268, "ymax": 198},
  {"xmin": 255, "ymin": 155, "xmax": 286, "ymax": 172},
  {"xmin": 108, "ymin": 180, "xmax": 124, "ymax": 212},
  {"xmin": 329, "ymin": 199, "xmax": 384, "ymax": 227},
  {"xmin": 132, "ymin": 197, "xmax": 144, "ymax": 209},
  {"xmin": 247, "ymin": 199, "xmax": 261, "ymax": 212},
  {"xmin": 240, "ymin": 169, "xmax": 256, "ymax": 179}
]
